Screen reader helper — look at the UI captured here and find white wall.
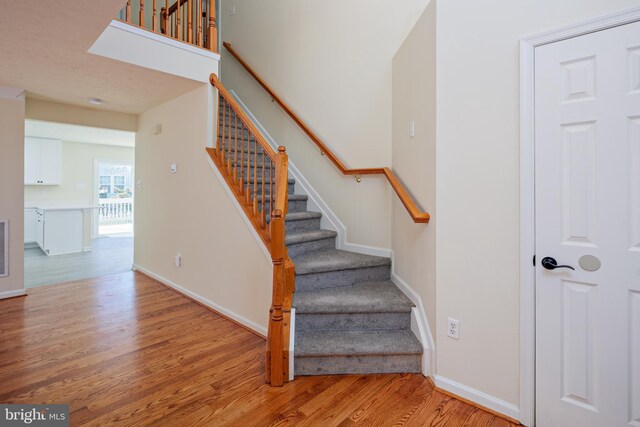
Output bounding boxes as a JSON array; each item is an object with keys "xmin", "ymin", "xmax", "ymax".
[
  {"xmin": 134, "ymin": 84, "xmax": 272, "ymax": 333},
  {"xmin": 0, "ymin": 96, "xmax": 26, "ymax": 298},
  {"xmin": 220, "ymin": 0, "xmax": 429, "ymax": 250},
  {"xmin": 434, "ymin": 0, "xmax": 640, "ymax": 410},
  {"xmin": 392, "ymin": 2, "xmax": 437, "ymax": 341},
  {"xmin": 24, "ymin": 141, "xmax": 134, "ymax": 207}
]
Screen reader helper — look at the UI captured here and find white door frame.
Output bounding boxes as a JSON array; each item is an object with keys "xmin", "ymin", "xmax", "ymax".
[{"xmin": 519, "ymin": 6, "xmax": 640, "ymax": 426}]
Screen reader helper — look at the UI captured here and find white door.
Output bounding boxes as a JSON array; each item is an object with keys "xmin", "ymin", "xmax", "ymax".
[{"xmin": 535, "ymin": 21, "xmax": 640, "ymax": 427}]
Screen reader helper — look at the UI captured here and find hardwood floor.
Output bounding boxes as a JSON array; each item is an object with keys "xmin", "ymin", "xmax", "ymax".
[{"xmin": 0, "ymin": 272, "xmax": 520, "ymax": 426}]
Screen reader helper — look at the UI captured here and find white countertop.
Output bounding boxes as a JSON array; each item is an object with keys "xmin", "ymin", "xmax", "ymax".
[{"xmin": 25, "ymin": 203, "xmax": 99, "ymax": 211}]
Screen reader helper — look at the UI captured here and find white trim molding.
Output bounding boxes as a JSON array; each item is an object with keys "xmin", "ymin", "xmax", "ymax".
[
  {"xmin": 389, "ymin": 267, "xmax": 435, "ymax": 378},
  {"xmin": 519, "ymin": 6, "xmax": 640, "ymax": 426},
  {"xmin": 108, "ymin": 20, "xmax": 221, "ymax": 61},
  {"xmin": 0, "ymin": 289, "xmax": 27, "ymax": 300},
  {"xmin": 132, "ymin": 264, "xmax": 268, "ymax": 337},
  {"xmin": 435, "ymin": 375, "xmax": 520, "ymax": 421},
  {"xmin": 229, "ymin": 90, "xmax": 392, "ymax": 259}
]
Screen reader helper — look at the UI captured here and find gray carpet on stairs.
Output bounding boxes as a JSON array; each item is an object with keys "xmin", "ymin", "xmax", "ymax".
[{"xmin": 219, "ymin": 101, "xmax": 423, "ymax": 376}]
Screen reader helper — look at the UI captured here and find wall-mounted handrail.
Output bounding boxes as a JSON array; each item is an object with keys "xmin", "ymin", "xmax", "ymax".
[
  {"xmin": 208, "ymin": 73, "xmax": 293, "ymax": 387},
  {"xmin": 223, "ymin": 41, "xmax": 430, "ymax": 223}
]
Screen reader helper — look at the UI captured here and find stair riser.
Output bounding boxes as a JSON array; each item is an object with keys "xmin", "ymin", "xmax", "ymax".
[
  {"xmin": 285, "ymin": 217, "xmax": 321, "ymax": 234},
  {"xmin": 260, "ymin": 199, "xmax": 307, "ymax": 214},
  {"xmin": 295, "ymin": 312, "xmax": 411, "ymax": 332},
  {"xmin": 294, "ymin": 354, "xmax": 421, "ymax": 376},
  {"xmin": 240, "ymin": 182, "xmax": 295, "ymax": 195},
  {"xmin": 218, "ymin": 146, "xmax": 269, "ymax": 162},
  {"xmin": 219, "ymin": 123, "xmax": 253, "ymax": 139},
  {"xmin": 287, "ymin": 236, "xmax": 335, "ymax": 258},
  {"xmin": 220, "ymin": 134, "xmax": 262, "ymax": 151},
  {"xmin": 295, "ymin": 265, "xmax": 391, "ymax": 292}
]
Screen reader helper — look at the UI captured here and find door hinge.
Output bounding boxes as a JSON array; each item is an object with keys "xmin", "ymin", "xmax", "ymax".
[{"xmin": 533, "ymin": 254, "xmax": 536, "ymax": 266}]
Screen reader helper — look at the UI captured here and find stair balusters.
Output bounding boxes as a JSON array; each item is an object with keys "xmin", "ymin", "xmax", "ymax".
[{"xmin": 119, "ymin": 0, "xmax": 217, "ymax": 52}]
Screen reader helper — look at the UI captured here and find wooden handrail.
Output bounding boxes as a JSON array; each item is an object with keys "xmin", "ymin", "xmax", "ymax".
[
  {"xmin": 208, "ymin": 73, "xmax": 293, "ymax": 387},
  {"xmin": 223, "ymin": 41, "xmax": 430, "ymax": 223}
]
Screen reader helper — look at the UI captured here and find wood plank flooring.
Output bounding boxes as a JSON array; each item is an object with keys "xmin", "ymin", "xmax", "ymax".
[{"xmin": 0, "ymin": 272, "xmax": 520, "ymax": 426}]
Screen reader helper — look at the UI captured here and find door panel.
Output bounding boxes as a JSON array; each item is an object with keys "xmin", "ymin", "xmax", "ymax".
[{"xmin": 535, "ymin": 20, "xmax": 640, "ymax": 427}]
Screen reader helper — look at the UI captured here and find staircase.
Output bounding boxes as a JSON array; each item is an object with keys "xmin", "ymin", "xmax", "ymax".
[{"xmin": 218, "ymin": 98, "xmax": 423, "ymax": 376}]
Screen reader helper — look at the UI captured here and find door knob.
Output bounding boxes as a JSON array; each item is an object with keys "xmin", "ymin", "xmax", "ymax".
[{"xmin": 541, "ymin": 257, "xmax": 575, "ymax": 271}]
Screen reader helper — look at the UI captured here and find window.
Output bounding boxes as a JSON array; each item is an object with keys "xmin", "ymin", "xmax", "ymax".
[
  {"xmin": 99, "ymin": 176, "xmax": 111, "ymax": 198},
  {"xmin": 114, "ymin": 176, "xmax": 125, "ymax": 192}
]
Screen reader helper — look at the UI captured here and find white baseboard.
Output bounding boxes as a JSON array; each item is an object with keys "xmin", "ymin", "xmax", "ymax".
[
  {"xmin": 132, "ymin": 264, "xmax": 268, "ymax": 337},
  {"xmin": 0, "ymin": 289, "xmax": 27, "ymax": 300},
  {"xmin": 389, "ymin": 265, "xmax": 435, "ymax": 378},
  {"xmin": 229, "ymin": 90, "xmax": 391, "ymax": 259},
  {"xmin": 289, "ymin": 308, "xmax": 296, "ymax": 382},
  {"xmin": 435, "ymin": 375, "xmax": 521, "ymax": 421}
]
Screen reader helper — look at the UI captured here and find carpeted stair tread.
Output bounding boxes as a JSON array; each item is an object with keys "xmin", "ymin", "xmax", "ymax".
[
  {"xmin": 286, "ymin": 229, "xmax": 337, "ymax": 245},
  {"xmin": 293, "ymin": 249, "xmax": 391, "ymax": 275},
  {"xmin": 295, "ymin": 329, "xmax": 422, "ymax": 357},
  {"xmin": 293, "ymin": 282, "xmax": 414, "ymax": 314},
  {"xmin": 284, "ymin": 211, "xmax": 322, "ymax": 222}
]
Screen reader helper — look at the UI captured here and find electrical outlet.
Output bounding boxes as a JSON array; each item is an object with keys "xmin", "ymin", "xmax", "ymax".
[
  {"xmin": 175, "ymin": 254, "xmax": 182, "ymax": 267},
  {"xmin": 447, "ymin": 318, "xmax": 460, "ymax": 339},
  {"xmin": 170, "ymin": 164, "xmax": 177, "ymax": 173}
]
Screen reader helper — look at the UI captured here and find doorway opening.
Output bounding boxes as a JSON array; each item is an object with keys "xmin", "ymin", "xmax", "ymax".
[
  {"xmin": 23, "ymin": 119, "xmax": 135, "ymax": 288},
  {"xmin": 96, "ymin": 160, "xmax": 134, "ymax": 237}
]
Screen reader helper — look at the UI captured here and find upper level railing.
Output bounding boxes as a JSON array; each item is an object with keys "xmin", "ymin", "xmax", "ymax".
[
  {"xmin": 120, "ymin": 0, "xmax": 217, "ymax": 52},
  {"xmin": 223, "ymin": 42, "xmax": 430, "ymax": 223},
  {"xmin": 207, "ymin": 73, "xmax": 294, "ymax": 387}
]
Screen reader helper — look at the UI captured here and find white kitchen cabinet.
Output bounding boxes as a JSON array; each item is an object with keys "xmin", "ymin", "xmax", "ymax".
[
  {"xmin": 24, "ymin": 208, "xmax": 37, "ymax": 243},
  {"xmin": 24, "ymin": 137, "xmax": 61, "ymax": 185},
  {"xmin": 42, "ymin": 210, "xmax": 83, "ymax": 255}
]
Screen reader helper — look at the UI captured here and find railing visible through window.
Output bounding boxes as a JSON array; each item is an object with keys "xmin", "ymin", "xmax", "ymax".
[{"xmin": 118, "ymin": 0, "xmax": 217, "ymax": 52}]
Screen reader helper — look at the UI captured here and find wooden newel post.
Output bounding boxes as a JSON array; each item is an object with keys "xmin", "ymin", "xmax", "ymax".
[
  {"xmin": 207, "ymin": 0, "xmax": 218, "ymax": 52},
  {"xmin": 268, "ymin": 208, "xmax": 285, "ymax": 386},
  {"xmin": 126, "ymin": 0, "xmax": 131, "ymax": 22}
]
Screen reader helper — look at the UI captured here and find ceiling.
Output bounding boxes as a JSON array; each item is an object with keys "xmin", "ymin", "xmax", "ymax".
[
  {"xmin": 0, "ymin": 0, "xmax": 201, "ymax": 114},
  {"xmin": 25, "ymin": 120, "xmax": 135, "ymax": 148}
]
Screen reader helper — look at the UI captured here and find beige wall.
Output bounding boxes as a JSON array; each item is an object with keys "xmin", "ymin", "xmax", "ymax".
[
  {"xmin": 0, "ymin": 97, "xmax": 26, "ymax": 295},
  {"xmin": 26, "ymin": 98, "xmax": 138, "ymax": 132},
  {"xmin": 134, "ymin": 84, "xmax": 272, "ymax": 331},
  {"xmin": 220, "ymin": 0, "xmax": 430, "ymax": 249},
  {"xmin": 25, "ymin": 141, "xmax": 134, "ymax": 206},
  {"xmin": 434, "ymin": 0, "xmax": 640, "ymax": 407},
  {"xmin": 391, "ymin": 2, "xmax": 437, "ymax": 340}
]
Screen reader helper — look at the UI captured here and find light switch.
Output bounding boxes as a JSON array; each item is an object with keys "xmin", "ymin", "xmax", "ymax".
[
  {"xmin": 230, "ymin": 5, "xmax": 236, "ymax": 15},
  {"xmin": 170, "ymin": 164, "xmax": 177, "ymax": 173},
  {"xmin": 409, "ymin": 121, "xmax": 415, "ymax": 139},
  {"xmin": 153, "ymin": 124, "xmax": 162, "ymax": 135}
]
